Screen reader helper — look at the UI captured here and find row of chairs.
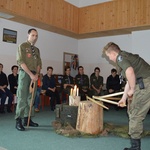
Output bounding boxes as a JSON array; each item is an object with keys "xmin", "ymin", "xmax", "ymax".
[{"xmin": 0, "ymin": 90, "xmax": 68, "ymax": 112}]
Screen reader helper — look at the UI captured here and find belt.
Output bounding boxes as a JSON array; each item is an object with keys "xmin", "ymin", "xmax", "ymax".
[{"xmin": 20, "ymin": 69, "xmax": 36, "ymax": 75}]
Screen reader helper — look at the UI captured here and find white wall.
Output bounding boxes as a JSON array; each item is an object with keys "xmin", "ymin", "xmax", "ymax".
[
  {"xmin": 78, "ymin": 30, "xmax": 150, "ymax": 83},
  {"xmin": 78, "ymin": 34, "xmax": 132, "ymax": 82},
  {"xmin": 0, "ymin": 18, "xmax": 78, "ymax": 76},
  {"xmin": 65, "ymin": 0, "xmax": 111, "ymax": 7},
  {"xmin": 1, "ymin": 18, "xmax": 150, "ymax": 84},
  {"xmin": 132, "ymin": 30, "xmax": 150, "ymax": 64}
]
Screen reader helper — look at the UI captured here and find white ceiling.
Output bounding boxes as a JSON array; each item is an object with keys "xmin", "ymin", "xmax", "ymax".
[{"xmin": 65, "ymin": 0, "xmax": 112, "ymax": 7}]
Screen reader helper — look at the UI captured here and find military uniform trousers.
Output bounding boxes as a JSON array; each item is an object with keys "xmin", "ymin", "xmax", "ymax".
[
  {"xmin": 15, "ymin": 70, "xmax": 37, "ymax": 119},
  {"xmin": 128, "ymin": 76, "xmax": 150, "ymax": 139}
]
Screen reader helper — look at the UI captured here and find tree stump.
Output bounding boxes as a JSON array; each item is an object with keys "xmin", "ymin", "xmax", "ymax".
[
  {"xmin": 55, "ymin": 104, "xmax": 78, "ymax": 128},
  {"xmin": 76, "ymin": 101, "xmax": 103, "ymax": 135}
]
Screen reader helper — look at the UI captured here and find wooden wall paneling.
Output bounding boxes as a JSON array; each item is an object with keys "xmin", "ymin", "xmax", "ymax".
[
  {"xmin": 64, "ymin": 3, "xmax": 70, "ymax": 30},
  {"xmin": 64, "ymin": 3, "xmax": 72, "ymax": 31},
  {"xmin": 145, "ymin": 0, "xmax": 150, "ymax": 25},
  {"xmin": 134, "ymin": 0, "xmax": 140, "ymax": 26},
  {"xmin": 103, "ymin": 1, "xmax": 116, "ymax": 30},
  {"xmin": 69, "ymin": 5, "xmax": 78, "ymax": 33},
  {"xmin": 57, "ymin": 1, "xmax": 79, "ymax": 32},
  {"xmin": 14, "ymin": 0, "xmax": 34, "ymax": 19},
  {"xmin": 79, "ymin": 3, "xmax": 100, "ymax": 33},
  {"xmin": 136, "ymin": 0, "xmax": 145, "ymax": 26},
  {"xmin": 79, "ymin": 7, "xmax": 91, "ymax": 33},
  {"xmin": 116, "ymin": 0, "xmax": 122, "ymax": 28},
  {"xmin": 123, "ymin": 0, "xmax": 130, "ymax": 28},
  {"xmin": 89, "ymin": 5, "xmax": 99, "ymax": 32},
  {"xmin": 131, "ymin": 0, "xmax": 147, "ymax": 27},
  {"xmin": 134, "ymin": 0, "xmax": 148, "ymax": 26},
  {"xmin": 116, "ymin": 0, "xmax": 129, "ymax": 29},
  {"xmin": 35, "ymin": 0, "xmax": 52, "ymax": 24},
  {"xmin": 111, "ymin": 1, "xmax": 117, "ymax": 30},
  {"xmin": 98, "ymin": 3, "xmax": 105, "ymax": 31},
  {"xmin": 72, "ymin": 6, "xmax": 79, "ymax": 33},
  {"xmin": 140, "ymin": 0, "xmax": 147, "ymax": 25},
  {"xmin": 50, "ymin": 0, "xmax": 64, "ymax": 28},
  {"xmin": 0, "ymin": 0, "xmax": 78, "ymax": 34},
  {"xmin": 1, "ymin": 0, "xmax": 150, "ymax": 38},
  {"xmin": 79, "ymin": 0, "xmax": 150, "ymax": 35},
  {"xmin": 129, "ymin": 0, "xmax": 139, "ymax": 27}
]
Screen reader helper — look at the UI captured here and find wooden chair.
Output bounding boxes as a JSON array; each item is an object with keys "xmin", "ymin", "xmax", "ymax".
[
  {"xmin": 40, "ymin": 90, "xmax": 50, "ymax": 110},
  {"xmin": 61, "ymin": 91, "xmax": 69, "ymax": 104}
]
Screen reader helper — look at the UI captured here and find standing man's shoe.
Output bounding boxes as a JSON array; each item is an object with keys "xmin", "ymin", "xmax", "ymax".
[
  {"xmin": 23, "ymin": 117, "xmax": 39, "ymax": 127},
  {"xmin": 35, "ymin": 108, "xmax": 40, "ymax": 112},
  {"xmin": 16, "ymin": 118, "xmax": 25, "ymax": 131},
  {"xmin": 124, "ymin": 138, "xmax": 141, "ymax": 150}
]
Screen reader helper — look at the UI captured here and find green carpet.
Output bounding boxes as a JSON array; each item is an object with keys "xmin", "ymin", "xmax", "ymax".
[
  {"xmin": 0, "ymin": 107, "xmax": 150, "ymax": 150},
  {"xmin": 53, "ymin": 121, "xmax": 150, "ymax": 138}
]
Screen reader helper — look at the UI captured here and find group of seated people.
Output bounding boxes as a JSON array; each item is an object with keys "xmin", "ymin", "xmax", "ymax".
[
  {"xmin": 0, "ymin": 62, "xmax": 124, "ymax": 113},
  {"xmin": 0, "ymin": 63, "xmax": 18, "ymax": 113},
  {"xmin": 62, "ymin": 66, "xmax": 124, "ymax": 102}
]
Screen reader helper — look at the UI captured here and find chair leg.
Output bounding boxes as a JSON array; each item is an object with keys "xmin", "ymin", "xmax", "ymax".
[
  {"xmin": 12, "ymin": 94, "xmax": 16, "ymax": 112},
  {"xmin": 41, "ymin": 94, "xmax": 45, "ymax": 110},
  {"xmin": 40, "ymin": 95, "xmax": 50, "ymax": 110}
]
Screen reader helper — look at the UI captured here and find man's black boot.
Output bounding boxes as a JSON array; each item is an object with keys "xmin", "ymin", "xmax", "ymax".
[
  {"xmin": 23, "ymin": 117, "xmax": 39, "ymax": 127},
  {"xmin": 16, "ymin": 118, "xmax": 25, "ymax": 131},
  {"xmin": 124, "ymin": 138, "xmax": 141, "ymax": 150}
]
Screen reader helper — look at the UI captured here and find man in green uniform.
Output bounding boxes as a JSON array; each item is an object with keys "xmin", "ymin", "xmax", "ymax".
[
  {"xmin": 103, "ymin": 42, "xmax": 150, "ymax": 150},
  {"xmin": 75, "ymin": 66, "xmax": 89, "ymax": 100},
  {"xmin": 15, "ymin": 28, "xmax": 42, "ymax": 131},
  {"xmin": 90, "ymin": 67, "xmax": 104, "ymax": 96},
  {"xmin": 62, "ymin": 67, "xmax": 74, "ymax": 102}
]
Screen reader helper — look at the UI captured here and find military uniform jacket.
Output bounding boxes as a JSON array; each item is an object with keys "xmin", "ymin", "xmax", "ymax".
[
  {"xmin": 75, "ymin": 74, "xmax": 89, "ymax": 90},
  {"xmin": 116, "ymin": 51, "xmax": 150, "ymax": 79},
  {"xmin": 90, "ymin": 75, "xmax": 103, "ymax": 89},
  {"xmin": 62, "ymin": 75, "xmax": 74, "ymax": 86},
  {"xmin": 17, "ymin": 41, "xmax": 42, "ymax": 72}
]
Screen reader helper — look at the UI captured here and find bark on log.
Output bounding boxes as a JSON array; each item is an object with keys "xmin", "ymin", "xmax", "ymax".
[{"xmin": 76, "ymin": 101, "xmax": 103, "ymax": 134}]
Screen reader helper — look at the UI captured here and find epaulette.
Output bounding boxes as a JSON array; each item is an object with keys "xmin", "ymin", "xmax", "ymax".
[{"xmin": 117, "ymin": 55, "xmax": 123, "ymax": 62}]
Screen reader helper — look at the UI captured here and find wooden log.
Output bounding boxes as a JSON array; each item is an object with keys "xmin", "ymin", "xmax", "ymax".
[
  {"xmin": 55, "ymin": 104, "xmax": 78, "ymax": 128},
  {"xmin": 76, "ymin": 101, "xmax": 103, "ymax": 134}
]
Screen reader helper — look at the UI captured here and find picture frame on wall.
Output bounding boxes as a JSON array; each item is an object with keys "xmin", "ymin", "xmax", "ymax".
[
  {"xmin": 63, "ymin": 52, "xmax": 79, "ymax": 77},
  {"xmin": 3, "ymin": 28, "xmax": 17, "ymax": 44}
]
